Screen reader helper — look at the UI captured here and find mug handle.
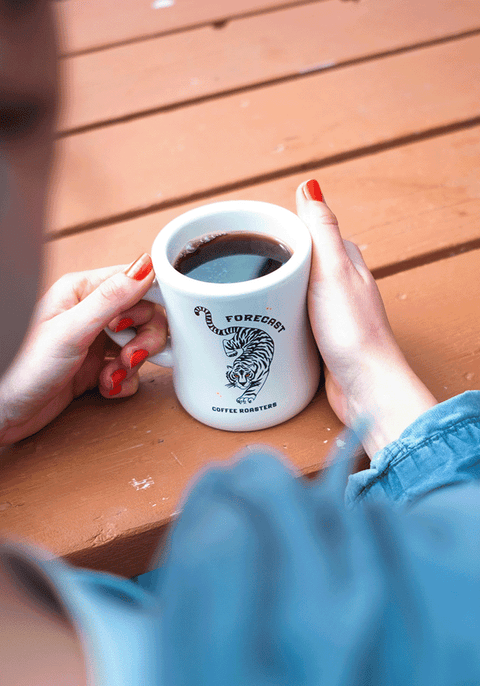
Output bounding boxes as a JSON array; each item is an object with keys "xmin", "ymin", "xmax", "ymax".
[{"xmin": 103, "ymin": 278, "xmax": 174, "ymax": 368}]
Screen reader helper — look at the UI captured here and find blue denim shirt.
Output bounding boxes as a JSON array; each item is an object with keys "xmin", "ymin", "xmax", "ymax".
[
  {"xmin": 346, "ymin": 390, "xmax": 480, "ymax": 507},
  {"xmin": 3, "ymin": 391, "xmax": 480, "ymax": 685}
]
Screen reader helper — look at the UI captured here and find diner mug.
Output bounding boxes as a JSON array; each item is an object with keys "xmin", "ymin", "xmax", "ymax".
[{"xmin": 105, "ymin": 200, "xmax": 321, "ymax": 431}]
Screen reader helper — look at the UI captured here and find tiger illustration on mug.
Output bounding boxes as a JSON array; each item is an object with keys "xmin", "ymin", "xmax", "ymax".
[{"xmin": 194, "ymin": 306, "xmax": 275, "ymax": 404}]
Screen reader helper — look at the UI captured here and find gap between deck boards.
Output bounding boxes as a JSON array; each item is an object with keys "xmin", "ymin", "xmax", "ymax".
[
  {"xmin": 58, "ymin": 26, "xmax": 480, "ymax": 137},
  {"xmin": 58, "ymin": 0, "xmax": 329, "ymax": 58},
  {"xmin": 371, "ymin": 238, "xmax": 480, "ymax": 281},
  {"xmin": 46, "ymin": 113, "xmax": 480, "ymax": 246}
]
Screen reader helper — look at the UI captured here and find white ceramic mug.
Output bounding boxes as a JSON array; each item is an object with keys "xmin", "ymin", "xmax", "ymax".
[{"xmin": 106, "ymin": 200, "xmax": 321, "ymax": 431}]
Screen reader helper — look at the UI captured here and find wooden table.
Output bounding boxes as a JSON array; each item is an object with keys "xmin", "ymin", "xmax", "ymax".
[{"xmin": 1, "ymin": 0, "xmax": 480, "ymax": 578}]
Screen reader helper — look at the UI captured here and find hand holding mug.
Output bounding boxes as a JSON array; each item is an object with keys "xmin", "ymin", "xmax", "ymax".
[
  {"xmin": 105, "ymin": 201, "xmax": 321, "ymax": 431},
  {"xmin": 297, "ymin": 179, "xmax": 437, "ymax": 457},
  {"xmin": 0, "ymin": 257, "xmax": 167, "ymax": 447},
  {"xmin": 0, "ymin": 182, "xmax": 437, "ymax": 451}
]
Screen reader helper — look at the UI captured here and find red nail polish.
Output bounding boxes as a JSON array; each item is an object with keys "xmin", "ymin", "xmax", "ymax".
[
  {"xmin": 109, "ymin": 384, "xmax": 122, "ymax": 396},
  {"xmin": 124, "ymin": 254, "xmax": 153, "ymax": 281},
  {"xmin": 111, "ymin": 368, "xmax": 127, "ymax": 387},
  {"xmin": 130, "ymin": 349, "xmax": 149, "ymax": 368},
  {"xmin": 304, "ymin": 179, "xmax": 324, "ymax": 202},
  {"xmin": 115, "ymin": 317, "xmax": 134, "ymax": 333}
]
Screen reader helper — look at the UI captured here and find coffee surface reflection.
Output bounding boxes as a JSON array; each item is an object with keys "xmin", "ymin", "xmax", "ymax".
[{"xmin": 173, "ymin": 232, "xmax": 292, "ymax": 284}]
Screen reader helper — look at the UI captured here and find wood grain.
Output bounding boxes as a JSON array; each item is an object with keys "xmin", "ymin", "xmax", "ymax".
[
  {"xmin": 58, "ymin": 0, "xmax": 480, "ymax": 132},
  {"xmin": 3, "ymin": 0, "xmax": 480, "ymax": 579},
  {"xmin": 55, "ymin": 0, "xmax": 313, "ymax": 55},
  {"xmin": 42, "ymin": 125, "xmax": 480, "ymax": 290},
  {"xmin": 3, "ymin": 249, "xmax": 480, "ymax": 576},
  {"xmin": 49, "ymin": 34, "xmax": 480, "ymax": 235}
]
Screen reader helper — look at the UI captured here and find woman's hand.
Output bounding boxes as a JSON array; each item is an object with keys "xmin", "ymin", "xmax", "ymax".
[
  {"xmin": 297, "ymin": 180, "xmax": 437, "ymax": 458},
  {"xmin": 0, "ymin": 254, "xmax": 167, "ymax": 446}
]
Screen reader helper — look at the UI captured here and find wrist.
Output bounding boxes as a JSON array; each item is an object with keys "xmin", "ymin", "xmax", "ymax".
[{"xmin": 346, "ymin": 354, "xmax": 437, "ymax": 459}]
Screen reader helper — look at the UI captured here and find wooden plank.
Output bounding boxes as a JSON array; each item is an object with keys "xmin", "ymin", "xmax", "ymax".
[
  {"xmin": 0, "ymin": 371, "xmax": 342, "ymax": 574},
  {"xmin": 3, "ymin": 247, "xmax": 480, "ymax": 575},
  {"xmin": 42, "ymin": 126, "xmax": 480, "ymax": 290},
  {"xmin": 58, "ymin": 0, "xmax": 480, "ymax": 132},
  {"xmin": 378, "ymin": 251, "xmax": 480, "ymax": 404},
  {"xmin": 55, "ymin": 0, "xmax": 310, "ymax": 55},
  {"xmin": 49, "ymin": 34, "xmax": 480, "ymax": 235}
]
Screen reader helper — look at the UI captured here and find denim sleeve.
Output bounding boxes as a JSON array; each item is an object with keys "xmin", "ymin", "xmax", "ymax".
[
  {"xmin": 0, "ymin": 541, "xmax": 163, "ymax": 686},
  {"xmin": 345, "ymin": 391, "xmax": 480, "ymax": 508},
  {"xmin": 3, "ymin": 438, "xmax": 480, "ymax": 686},
  {"xmin": 152, "ymin": 445, "xmax": 480, "ymax": 685}
]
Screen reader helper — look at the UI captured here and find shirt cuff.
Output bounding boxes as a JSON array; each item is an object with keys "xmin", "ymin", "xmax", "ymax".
[{"xmin": 345, "ymin": 391, "xmax": 480, "ymax": 508}]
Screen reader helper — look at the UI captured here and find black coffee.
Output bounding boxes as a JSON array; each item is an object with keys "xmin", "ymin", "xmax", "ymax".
[{"xmin": 173, "ymin": 231, "xmax": 292, "ymax": 284}]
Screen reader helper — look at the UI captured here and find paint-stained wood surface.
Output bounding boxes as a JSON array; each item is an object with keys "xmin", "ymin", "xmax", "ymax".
[{"xmin": 2, "ymin": 0, "xmax": 480, "ymax": 576}]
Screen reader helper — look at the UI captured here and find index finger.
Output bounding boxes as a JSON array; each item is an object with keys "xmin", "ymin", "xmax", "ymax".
[{"xmin": 37, "ymin": 261, "xmax": 152, "ymax": 322}]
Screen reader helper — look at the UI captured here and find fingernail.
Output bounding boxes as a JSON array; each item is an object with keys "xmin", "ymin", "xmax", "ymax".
[
  {"xmin": 124, "ymin": 253, "xmax": 153, "ymax": 281},
  {"xmin": 115, "ymin": 317, "xmax": 134, "ymax": 333},
  {"xmin": 130, "ymin": 349, "xmax": 149, "ymax": 368},
  {"xmin": 111, "ymin": 368, "xmax": 127, "ymax": 387},
  {"xmin": 109, "ymin": 384, "xmax": 122, "ymax": 396},
  {"xmin": 303, "ymin": 179, "xmax": 324, "ymax": 202}
]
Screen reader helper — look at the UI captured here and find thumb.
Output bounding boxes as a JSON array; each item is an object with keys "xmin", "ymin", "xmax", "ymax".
[
  {"xmin": 296, "ymin": 179, "xmax": 349, "ymax": 278},
  {"xmin": 59, "ymin": 253, "xmax": 155, "ymax": 348}
]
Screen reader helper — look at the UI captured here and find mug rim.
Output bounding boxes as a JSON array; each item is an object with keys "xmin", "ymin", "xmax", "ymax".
[{"xmin": 151, "ymin": 200, "xmax": 311, "ymax": 296}]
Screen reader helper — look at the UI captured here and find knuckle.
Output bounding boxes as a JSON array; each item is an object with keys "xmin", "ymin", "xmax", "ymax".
[
  {"xmin": 97, "ymin": 274, "xmax": 129, "ymax": 306},
  {"xmin": 52, "ymin": 272, "xmax": 78, "ymax": 293},
  {"xmin": 315, "ymin": 205, "xmax": 339, "ymax": 227},
  {"xmin": 323, "ymin": 253, "xmax": 351, "ymax": 278},
  {"xmin": 143, "ymin": 318, "xmax": 168, "ymax": 348},
  {"xmin": 128, "ymin": 300, "xmax": 155, "ymax": 322},
  {"xmin": 124, "ymin": 374, "xmax": 140, "ymax": 395}
]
